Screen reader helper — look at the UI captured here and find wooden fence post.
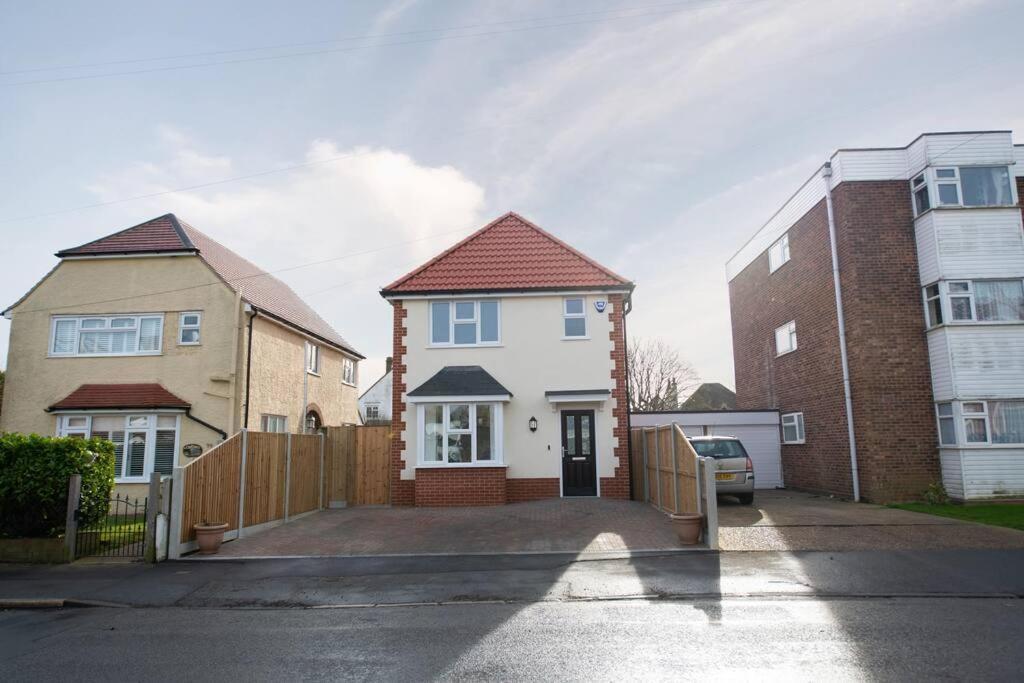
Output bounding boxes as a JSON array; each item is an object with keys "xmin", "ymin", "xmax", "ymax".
[
  {"xmin": 284, "ymin": 433, "xmax": 292, "ymax": 522},
  {"xmin": 144, "ymin": 472, "xmax": 159, "ymax": 563},
  {"xmin": 168, "ymin": 466, "xmax": 185, "ymax": 560},
  {"xmin": 63, "ymin": 474, "xmax": 81, "ymax": 562},
  {"xmin": 237, "ymin": 428, "xmax": 249, "ymax": 537},
  {"xmin": 670, "ymin": 422, "xmax": 680, "ymax": 515},
  {"xmin": 318, "ymin": 432, "xmax": 325, "ymax": 510},
  {"xmin": 653, "ymin": 427, "xmax": 662, "ymax": 511}
]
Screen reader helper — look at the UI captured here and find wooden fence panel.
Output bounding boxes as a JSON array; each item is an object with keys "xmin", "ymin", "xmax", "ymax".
[
  {"xmin": 179, "ymin": 434, "xmax": 241, "ymax": 543},
  {"xmin": 243, "ymin": 432, "xmax": 287, "ymax": 527},
  {"xmin": 631, "ymin": 424, "xmax": 701, "ymax": 517},
  {"xmin": 354, "ymin": 426, "xmax": 390, "ymax": 505},
  {"xmin": 289, "ymin": 434, "xmax": 322, "ymax": 516},
  {"xmin": 324, "ymin": 425, "xmax": 355, "ymax": 506}
]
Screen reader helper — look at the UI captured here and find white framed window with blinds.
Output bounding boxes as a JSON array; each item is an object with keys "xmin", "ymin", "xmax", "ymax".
[
  {"xmin": 768, "ymin": 233, "xmax": 790, "ymax": 273},
  {"xmin": 417, "ymin": 402, "xmax": 503, "ymax": 465},
  {"xmin": 342, "ymin": 357, "xmax": 357, "ymax": 386},
  {"xmin": 775, "ymin": 320, "xmax": 797, "ymax": 356},
  {"xmin": 50, "ymin": 314, "xmax": 163, "ymax": 357},
  {"xmin": 57, "ymin": 413, "xmax": 179, "ymax": 482}
]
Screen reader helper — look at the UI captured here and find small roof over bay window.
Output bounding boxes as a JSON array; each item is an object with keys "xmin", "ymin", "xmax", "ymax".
[{"xmin": 407, "ymin": 366, "xmax": 512, "ymax": 403}]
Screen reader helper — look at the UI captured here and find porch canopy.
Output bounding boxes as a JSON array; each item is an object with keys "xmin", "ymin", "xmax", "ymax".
[
  {"xmin": 47, "ymin": 383, "xmax": 190, "ymax": 412},
  {"xmin": 407, "ymin": 366, "xmax": 512, "ymax": 403},
  {"xmin": 545, "ymin": 389, "xmax": 611, "ymax": 410}
]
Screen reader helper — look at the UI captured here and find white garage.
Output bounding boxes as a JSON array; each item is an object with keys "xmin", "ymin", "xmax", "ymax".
[{"xmin": 630, "ymin": 410, "xmax": 783, "ymax": 489}]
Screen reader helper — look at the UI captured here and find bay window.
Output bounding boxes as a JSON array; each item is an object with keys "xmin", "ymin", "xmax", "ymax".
[
  {"xmin": 57, "ymin": 413, "xmax": 179, "ymax": 481},
  {"xmin": 50, "ymin": 314, "xmax": 163, "ymax": 357},
  {"xmin": 911, "ymin": 165, "xmax": 1015, "ymax": 216},
  {"xmin": 922, "ymin": 280, "xmax": 1024, "ymax": 326},
  {"xmin": 429, "ymin": 300, "xmax": 500, "ymax": 346},
  {"xmin": 936, "ymin": 403, "xmax": 955, "ymax": 445},
  {"xmin": 419, "ymin": 402, "xmax": 502, "ymax": 465},
  {"xmin": 938, "ymin": 400, "xmax": 1024, "ymax": 446}
]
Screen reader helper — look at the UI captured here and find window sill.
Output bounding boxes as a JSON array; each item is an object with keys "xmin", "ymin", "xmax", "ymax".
[
  {"xmin": 782, "ymin": 441, "xmax": 806, "ymax": 446},
  {"xmin": 48, "ymin": 352, "xmax": 163, "ymax": 359},
  {"xmin": 427, "ymin": 343, "xmax": 503, "ymax": 349},
  {"xmin": 915, "ymin": 204, "xmax": 1022, "ymax": 219},
  {"xmin": 561, "ymin": 336, "xmax": 590, "ymax": 341},
  {"xmin": 342, "ymin": 381, "xmax": 357, "ymax": 388},
  {"xmin": 115, "ymin": 477, "xmax": 154, "ymax": 484},
  {"xmin": 928, "ymin": 321, "xmax": 1024, "ymax": 330},
  {"xmin": 776, "ymin": 349, "xmax": 797, "ymax": 357},
  {"xmin": 178, "ymin": 342, "xmax": 202, "ymax": 347},
  {"xmin": 416, "ymin": 462, "xmax": 508, "ymax": 469},
  {"xmin": 306, "ymin": 370, "xmax": 321, "ymax": 377}
]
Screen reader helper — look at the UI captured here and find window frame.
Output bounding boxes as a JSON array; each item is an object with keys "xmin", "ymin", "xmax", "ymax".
[
  {"xmin": 562, "ymin": 297, "xmax": 588, "ymax": 340},
  {"xmin": 774, "ymin": 320, "xmax": 797, "ymax": 356},
  {"xmin": 49, "ymin": 314, "xmax": 164, "ymax": 358},
  {"xmin": 924, "ymin": 279, "xmax": 1024, "ymax": 326},
  {"xmin": 911, "ymin": 165, "xmax": 1017, "ymax": 217},
  {"xmin": 427, "ymin": 300, "xmax": 502, "ymax": 347},
  {"xmin": 961, "ymin": 401, "xmax": 990, "ymax": 445},
  {"xmin": 56, "ymin": 412, "xmax": 180, "ymax": 483},
  {"xmin": 781, "ymin": 412, "xmax": 805, "ymax": 444},
  {"xmin": 935, "ymin": 402, "xmax": 956, "ymax": 446},
  {"xmin": 178, "ymin": 311, "xmax": 202, "ymax": 346},
  {"xmin": 364, "ymin": 405, "xmax": 380, "ymax": 420},
  {"xmin": 341, "ymin": 357, "xmax": 357, "ymax": 386},
  {"xmin": 305, "ymin": 342, "xmax": 320, "ymax": 375},
  {"xmin": 768, "ymin": 232, "xmax": 791, "ymax": 273},
  {"xmin": 923, "ymin": 283, "xmax": 943, "ymax": 328},
  {"xmin": 260, "ymin": 414, "xmax": 288, "ymax": 433},
  {"xmin": 416, "ymin": 402, "xmax": 503, "ymax": 466}
]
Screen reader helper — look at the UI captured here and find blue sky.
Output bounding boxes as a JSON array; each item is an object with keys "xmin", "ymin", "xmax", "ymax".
[{"xmin": 2, "ymin": 0, "xmax": 1023, "ymax": 392}]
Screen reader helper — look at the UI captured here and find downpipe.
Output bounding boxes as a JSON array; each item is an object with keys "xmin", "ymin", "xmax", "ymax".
[{"xmin": 822, "ymin": 162, "xmax": 861, "ymax": 501}]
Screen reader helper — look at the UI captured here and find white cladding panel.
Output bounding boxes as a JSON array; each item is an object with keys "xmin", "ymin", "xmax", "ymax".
[
  {"xmin": 914, "ymin": 212, "xmax": 939, "ymax": 285},
  {"xmin": 947, "ymin": 326, "xmax": 1024, "ymax": 398},
  {"xmin": 942, "ymin": 449, "xmax": 1024, "ymax": 499},
  {"xmin": 925, "ymin": 132, "xmax": 1015, "ymax": 166},
  {"xmin": 401, "ymin": 294, "xmax": 618, "ymax": 482},
  {"xmin": 830, "ymin": 148, "xmax": 908, "ymax": 184},
  {"xmin": 726, "ymin": 171, "xmax": 825, "ymax": 281},
  {"xmin": 939, "ymin": 450, "xmax": 964, "ymax": 499},
  {"xmin": 907, "ymin": 137, "xmax": 928, "ymax": 174},
  {"xmin": 630, "ymin": 411, "xmax": 782, "ymax": 489},
  {"xmin": 933, "ymin": 209, "xmax": 1024, "ymax": 280},
  {"xmin": 926, "ymin": 330, "xmax": 954, "ymax": 400}
]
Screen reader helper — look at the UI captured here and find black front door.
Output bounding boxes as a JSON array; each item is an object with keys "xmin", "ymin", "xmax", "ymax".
[{"xmin": 561, "ymin": 410, "xmax": 597, "ymax": 496}]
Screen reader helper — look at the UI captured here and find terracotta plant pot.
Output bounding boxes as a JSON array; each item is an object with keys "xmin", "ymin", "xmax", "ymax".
[
  {"xmin": 194, "ymin": 522, "xmax": 229, "ymax": 554},
  {"xmin": 670, "ymin": 513, "xmax": 703, "ymax": 545}
]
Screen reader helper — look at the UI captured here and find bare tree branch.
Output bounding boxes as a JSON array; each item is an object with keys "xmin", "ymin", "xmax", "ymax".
[{"xmin": 627, "ymin": 337, "xmax": 699, "ymax": 412}]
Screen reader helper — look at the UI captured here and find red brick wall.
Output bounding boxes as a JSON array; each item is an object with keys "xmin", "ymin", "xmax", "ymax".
[
  {"xmin": 415, "ymin": 467, "xmax": 508, "ymax": 506},
  {"xmin": 601, "ymin": 292, "xmax": 632, "ymax": 499},
  {"xmin": 729, "ymin": 199, "xmax": 855, "ymax": 496},
  {"xmin": 832, "ymin": 181, "xmax": 940, "ymax": 501},
  {"xmin": 390, "ymin": 300, "xmax": 414, "ymax": 506},
  {"xmin": 507, "ymin": 478, "xmax": 560, "ymax": 502}
]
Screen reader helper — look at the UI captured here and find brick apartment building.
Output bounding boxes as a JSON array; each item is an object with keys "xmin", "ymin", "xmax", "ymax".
[{"xmin": 727, "ymin": 131, "xmax": 1024, "ymax": 502}]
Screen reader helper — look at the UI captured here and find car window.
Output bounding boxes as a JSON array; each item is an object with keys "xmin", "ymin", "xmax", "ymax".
[{"xmin": 689, "ymin": 440, "xmax": 747, "ymax": 459}]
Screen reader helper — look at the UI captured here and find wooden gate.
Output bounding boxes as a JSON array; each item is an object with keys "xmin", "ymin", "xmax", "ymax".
[{"xmin": 324, "ymin": 425, "xmax": 390, "ymax": 506}]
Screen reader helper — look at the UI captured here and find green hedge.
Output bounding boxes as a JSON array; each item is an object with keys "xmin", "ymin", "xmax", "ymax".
[{"xmin": 0, "ymin": 433, "xmax": 115, "ymax": 538}]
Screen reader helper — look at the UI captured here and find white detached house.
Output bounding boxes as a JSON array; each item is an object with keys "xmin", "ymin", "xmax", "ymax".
[{"xmin": 381, "ymin": 212, "xmax": 635, "ymax": 506}]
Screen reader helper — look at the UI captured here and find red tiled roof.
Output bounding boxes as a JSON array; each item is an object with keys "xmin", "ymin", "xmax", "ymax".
[
  {"xmin": 381, "ymin": 212, "xmax": 633, "ymax": 295},
  {"xmin": 49, "ymin": 214, "xmax": 361, "ymax": 357},
  {"xmin": 48, "ymin": 384, "xmax": 191, "ymax": 411},
  {"xmin": 56, "ymin": 214, "xmax": 196, "ymax": 257}
]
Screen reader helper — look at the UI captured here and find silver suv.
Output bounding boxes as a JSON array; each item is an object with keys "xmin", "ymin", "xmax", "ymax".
[{"xmin": 688, "ymin": 436, "xmax": 755, "ymax": 504}]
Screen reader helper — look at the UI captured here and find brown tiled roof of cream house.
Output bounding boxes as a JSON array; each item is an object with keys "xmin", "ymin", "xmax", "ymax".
[{"xmin": 53, "ymin": 213, "xmax": 360, "ymax": 357}]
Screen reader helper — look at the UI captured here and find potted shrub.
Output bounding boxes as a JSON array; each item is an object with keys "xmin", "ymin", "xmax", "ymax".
[
  {"xmin": 193, "ymin": 520, "xmax": 229, "ymax": 554},
  {"xmin": 669, "ymin": 513, "xmax": 703, "ymax": 545}
]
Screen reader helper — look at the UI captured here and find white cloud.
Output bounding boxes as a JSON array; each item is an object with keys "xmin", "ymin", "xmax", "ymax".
[{"xmin": 80, "ymin": 128, "xmax": 487, "ymax": 388}]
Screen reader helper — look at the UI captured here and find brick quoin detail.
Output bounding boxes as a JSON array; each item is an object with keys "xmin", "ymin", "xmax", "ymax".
[
  {"xmin": 602, "ymin": 293, "xmax": 631, "ymax": 500},
  {"xmin": 389, "ymin": 301, "xmax": 414, "ymax": 506},
  {"xmin": 506, "ymin": 478, "xmax": 560, "ymax": 503},
  {"xmin": 415, "ymin": 467, "xmax": 508, "ymax": 507}
]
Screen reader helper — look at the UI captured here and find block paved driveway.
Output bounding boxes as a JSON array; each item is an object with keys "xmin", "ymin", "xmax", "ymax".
[
  {"xmin": 718, "ymin": 489, "xmax": 1024, "ymax": 551},
  {"xmin": 208, "ymin": 498, "xmax": 686, "ymax": 558}
]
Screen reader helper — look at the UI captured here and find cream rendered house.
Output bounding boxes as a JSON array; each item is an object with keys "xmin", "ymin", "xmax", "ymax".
[
  {"xmin": 1, "ymin": 214, "xmax": 362, "ymax": 495},
  {"xmin": 382, "ymin": 212, "xmax": 635, "ymax": 506}
]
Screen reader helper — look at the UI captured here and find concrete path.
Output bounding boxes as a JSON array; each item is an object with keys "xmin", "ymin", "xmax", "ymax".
[
  {"xmin": 718, "ymin": 490, "xmax": 1024, "ymax": 551},
  {"xmin": 211, "ymin": 498, "xmax": 686, "ymax": 558}
]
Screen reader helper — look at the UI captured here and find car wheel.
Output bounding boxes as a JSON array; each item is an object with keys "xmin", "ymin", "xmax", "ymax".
[{"xmin": 737, "ymin": 493, "xmax": 754, "ymax": 505}]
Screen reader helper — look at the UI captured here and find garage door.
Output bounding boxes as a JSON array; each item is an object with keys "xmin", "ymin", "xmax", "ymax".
[{"xmin": 706, "ymin": 424, "xmax": 783, "ymax": 489}]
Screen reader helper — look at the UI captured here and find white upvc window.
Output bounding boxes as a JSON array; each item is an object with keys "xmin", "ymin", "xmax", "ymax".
[
  {"xmin": 781, "ymin": 412, "xmax": 805, "ymax": 444},
  {"xmin": 57, "ymin": 413, "xmax": 179, "ymax": 482},
  {"xmin": 260, "ymin": 414, "xmax": 288, "ymax": 433},
  {"xmin": 936, "ymin": 403, "xmax": 956, "ymax": 446},
  {"xmin": 178, "ymin": 312, "xmax": 201, "ymax": 345},
  {"xmin": 429, "ymin": 300, "xmax": 501, "ymax": 346},
  {"xmin": 305, "ymin": 342, "xmax": 320, "ymax": 374},
  {"xmin": 926, "ymin": 280, "xmax": 1024, "ymax": 325},
  {"xmin": 365, "ymin": 405, "xmax": 380, "ymax": 420},
  {"xmin": 342, "ymin": 357, "xmax": 357, "ymax": 386},
  {"xmin": 774, "ymin": 320, "xmax": 797, "ymax": 356},
  {"xmin": 562, "ymin": 297, "xmax": 587, "ymax": 338},
  {"xmin": 962, "ymin": 401, "xmax": 990, "ymax": 444},
  {"xmin": 418, "ymin": 402, "xmax": 502, "ymax": 465},
  {"xmin": 50, "ymin": 314, "xmax": 164, "ymax": 357},
  {"xmin": 768, "ymin": 233, "xmax": 790, "ymax": 273},
  {"xmin": 911, "ymin": 165, "xmax": 1015, "ymax": 216}
]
